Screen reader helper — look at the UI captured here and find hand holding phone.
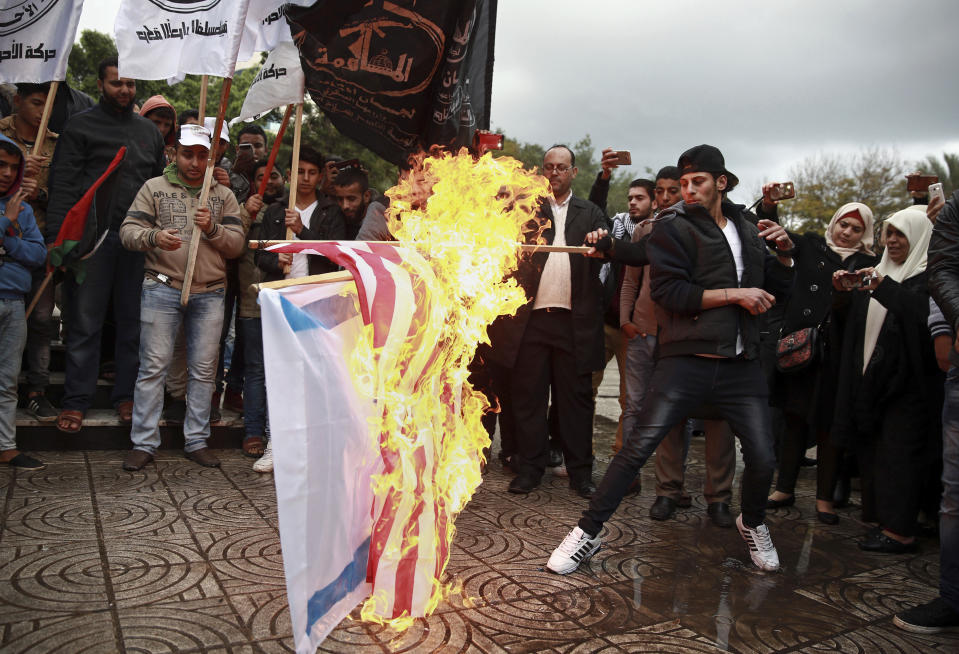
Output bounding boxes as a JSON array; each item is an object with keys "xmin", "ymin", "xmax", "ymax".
[
  {"xmin": 767, "ymin": 182, "xmax": 795, "ymax": 202},
  {"xmin": 929, "ymin": 182, "xmax": 946, "ymax": 206}
]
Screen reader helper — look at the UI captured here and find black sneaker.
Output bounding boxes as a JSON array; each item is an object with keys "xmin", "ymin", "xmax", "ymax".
[
  {"xmin": 163, "ymin": 396, "xmax": 186, "ymax": 424},
  {"xmin": 27, "ymin": 394, "xmax": 58, "ymax": 423},
  {"xmin": 894, "ymin": 597, "xmax": 959, "ymax": 634},
  {"xmin": 6, "ymin": 453, "xmax": 46, "ymax": 470}
]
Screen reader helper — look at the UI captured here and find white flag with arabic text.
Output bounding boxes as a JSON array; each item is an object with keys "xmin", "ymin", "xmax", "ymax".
[{"xmin": 0, "ymin": 0, "xmax": 84, "ymax": 83}]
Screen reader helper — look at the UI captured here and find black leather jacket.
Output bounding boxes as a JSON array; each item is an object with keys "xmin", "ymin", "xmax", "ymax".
[{"xmin": 929, "ymin": 189, "xmax": 959, "ymax": 332}]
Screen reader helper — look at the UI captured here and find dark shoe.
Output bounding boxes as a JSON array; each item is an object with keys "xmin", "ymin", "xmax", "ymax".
[
  {"xmin": 649, "ymin": 496, "xmax": 677, "ymax": 521},
  {"xmin": 163, "ymin": 395, "xmax": 186, "ymax": 424},
  {"xmin": 224, "ymin": 388, "xmax": 244, "ymax": 413},
  {"xmin": 547, "ymin": 448, "xmax": 563, "ymax": 468},
  {"xmin": 625, "ymin": 477, "xmax": 642, "ymax": 496},
  {"xmin": 210, "ymin": 391, "xmax": 222, "ymax": 423},
  {"xmin": 185, "ymin": 447, "xmax": 221, "ymax": 468},
  {"xmin": 677, "ymin": 495, "xmax": 693, "ymax": 508},
  {"xmin": 894, "ymin": 597, "xmax": 959, "ymax": 634},
  {"xmin": 116, "ymin": 401, "xmax": 134, "ymax": 425},
  {"xmin": 508, "ymin": 475, "xmax": 539, "ymax": 494},
  {"xmin": 4, "ymin": 452, "xmax": 46, "ymax": 470},
  {"xmin": 858, "ymin": 530, "xmax": 918, "ymax": 553},
  {"xmin": 817, "ymin": 511, "xmax": 839, "ymax": 525},
  {"xmin": 707, "ymin": 502, "xmax": 734, "ymax": 528},
  {"xmin": 800, "ymin": 456, "xmax": 817, "ymax": 467},
  {"xmin": 27, "ymin": 393, "xmax": 58, "ymax": 423},
  {"xmin": 570, "ymin": 479, "xmax": 596, "ymax": 499},
  {"xmin": 122, "ymin": 450, "xmax": 154, "ymax": 471},
  {"xmin": 766, "ymin": 494, "xmax": 795, "ymax": 509}
]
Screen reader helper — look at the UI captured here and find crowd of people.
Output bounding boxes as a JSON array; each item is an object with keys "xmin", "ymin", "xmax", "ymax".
[
  {"xmin": 0, "ymin": 57, "xmax": 956, "ymax": 635},
  {"xmin": 0, "ymin": 58, "xmax": 384, "ymax": 475}
]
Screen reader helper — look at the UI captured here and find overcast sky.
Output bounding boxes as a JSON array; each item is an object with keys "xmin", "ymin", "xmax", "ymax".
[{"xmin": 79, "ymin": 0, "xmax": 959, "ymax": 203}]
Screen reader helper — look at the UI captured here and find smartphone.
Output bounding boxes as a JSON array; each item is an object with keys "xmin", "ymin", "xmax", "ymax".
[
  {"xmin": 237, "ymin": 143, "xmax": 254, "ymax": 153},
  {"xmin": 906, "ymin": 173, "xmax": 938, "ymax": 192},
  {"xmin": 472, "ymin": 130, "xmax": 504, "ymax": 153},
  {"xmin": 613, "ymin": 150, "xmax": 631, "ymax": 166},
  {"xmin": 837, "ymin": 270, "xmax": 876, "ymax": 290},
  {"xmin": 768, "ymin": 182, "xmax": 796, "ymax": 202},
  {"xmin": 929, "ymin": 182, "xmax": 946, "ymax": 205}
]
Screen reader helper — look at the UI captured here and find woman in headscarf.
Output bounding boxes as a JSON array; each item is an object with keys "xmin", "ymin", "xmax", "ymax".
[
  {"xmin": 831, "ymin": 207, "xmax": 942, "ymax": 552},
  {"xmin": 768, "ymin": 203, "xmax": 878, "ymax": 524}
]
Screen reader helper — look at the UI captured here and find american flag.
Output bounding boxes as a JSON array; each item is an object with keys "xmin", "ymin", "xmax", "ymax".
[{"xmin": 266, "ymin": 241, "xmax": 449, "ymax": 619}]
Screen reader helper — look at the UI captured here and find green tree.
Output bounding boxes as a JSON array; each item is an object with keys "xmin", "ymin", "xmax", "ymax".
[
  {"xmin": 915, "ymin": 152, "xmax": 959, "ymax": 195},
  {"xmin": 778, "ymin": 148, "xmax": 907, "ymax": 235}
]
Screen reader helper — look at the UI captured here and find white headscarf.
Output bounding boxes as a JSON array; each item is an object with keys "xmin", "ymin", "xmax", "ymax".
[
  {"xmin": 825, "ymin": 202, "xmax": 875, "ymax": 260},
  {"xmin": 861, "ymin": 207, "xmax": 932, "ymax": 373}
]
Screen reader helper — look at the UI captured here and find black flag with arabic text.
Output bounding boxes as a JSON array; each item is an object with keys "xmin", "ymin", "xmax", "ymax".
[{"xmin": 286, "ymin": 0, "xmax": 497, "ymax": 167}]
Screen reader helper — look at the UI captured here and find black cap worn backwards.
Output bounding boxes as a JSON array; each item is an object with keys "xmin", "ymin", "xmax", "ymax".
[{"xmin": 677, "ymin": 144, "xmax": 739, "ymax": 191}]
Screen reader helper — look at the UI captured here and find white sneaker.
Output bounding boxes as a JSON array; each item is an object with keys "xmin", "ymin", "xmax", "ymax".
[
  {"xmin": 547, "ymin": 527, "xmax": 602, "ymax": 574},
  {"xmin": 252, "ymin": 441, "xmax": 273, "ymax": 473},
  {"xmin": 736, "ymin": 514, "xmax": 780, "ymax": 571},
  {"xmin": 551, "ymin": 464, "xmax": 569, "ymax": 478}
]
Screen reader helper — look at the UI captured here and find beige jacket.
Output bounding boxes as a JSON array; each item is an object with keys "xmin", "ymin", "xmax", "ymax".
[
  {"xmin": 120, "ymin": 171, "xmax": 244, "ymax": 293},
  {"xmin": 0, "ymin": 115, "xmax": 57, "ymax": 232}
]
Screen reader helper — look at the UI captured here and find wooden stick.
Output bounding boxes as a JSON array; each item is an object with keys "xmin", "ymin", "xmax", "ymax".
[
  {"xmin": 33, "ymin": 80, "xmax": 58, "ymax": 156},
  {"xmin": 286, "ymin": 103, "xmax": 304, "ymax": 240},
  {"xmin": 181, "ymin": 77, "xmax": 232, "ymax": 306},
  {"xmin": 253, "ymin": 270, "xmax": 354, "ymax": 292},
  {"xmin": 198, "ymin": 75, "xmax": 209, "ymax": 122},
  {"xmin": 247, "ymin": 240, "xmax": 592, "ymax": 254},
  {"xmin": 23, "ymin": 270, "xmax": 53, "ymax": 320},
  {"xmin": 256, "ymin": 104, "xmax": 294, "ymax": 197}
]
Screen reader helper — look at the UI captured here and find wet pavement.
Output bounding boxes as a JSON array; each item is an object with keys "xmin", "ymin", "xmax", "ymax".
[{"xmin": 2, "ymin": 363, "xmax": 957, "ymax": 653}]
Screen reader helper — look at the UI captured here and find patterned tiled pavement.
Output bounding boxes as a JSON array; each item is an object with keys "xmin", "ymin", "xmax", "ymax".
[{"xmin": 2, "ymin": 367, "xmax": 958, "ymax": 652}]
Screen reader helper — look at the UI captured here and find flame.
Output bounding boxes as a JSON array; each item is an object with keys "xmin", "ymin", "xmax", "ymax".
[{"xmin": 350, "ymin": 149, "xmax": 549, "ymax": 629}]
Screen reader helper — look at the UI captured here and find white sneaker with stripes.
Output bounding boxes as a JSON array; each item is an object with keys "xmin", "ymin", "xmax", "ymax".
[
  {"xmin": 547, "ymin": 527, "xmax": 602, "ymax": 574},
  {"xmin": 252, "ymin": 441, "xmax": 273, "ymax": 473},
  {"xmin": 736, "ymin": 513, "xmax": 780, "ymax": 571}
]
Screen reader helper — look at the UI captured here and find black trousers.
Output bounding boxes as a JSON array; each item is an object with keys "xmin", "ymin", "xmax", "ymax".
[
  {"xmin": 512, "ymin": 309, "xmax": 594, "ymax": 484},
  {"xmin": 580, "ymin": 356, "xmax": 776, "ymax": 534},
  {"xmin": 775, "ymin": 412, "xmax": 842, "ymax": 502}
]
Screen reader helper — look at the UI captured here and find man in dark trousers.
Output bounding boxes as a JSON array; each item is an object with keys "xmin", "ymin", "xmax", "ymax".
[
  {"xmin": 547, "ymin": 145, "xmax": 795, "ymax": 574},
  {"xmin": 899, "ymin": 187, "xmax": 959, "ymax": 633},
  {"xmin": 45, "ymin": 57, "xmax": 165, "ymax": 433},
  {"xmin": 488, "ymin": 144, "xmax": 609, "ymax": 498}
]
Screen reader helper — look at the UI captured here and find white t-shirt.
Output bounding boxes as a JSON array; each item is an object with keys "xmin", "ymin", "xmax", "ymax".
[
  {"xmin": 286, "ymin": 200, "xmax": 317, "ymax": 280},
  {"xmin": 720, "ymin": 218, "xmax": 744, "ymax": 355}
]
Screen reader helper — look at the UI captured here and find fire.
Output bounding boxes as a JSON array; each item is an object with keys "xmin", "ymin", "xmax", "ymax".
[{"xmin": 351, "ymin": 149, "xmax": 549, "ymax": 628}]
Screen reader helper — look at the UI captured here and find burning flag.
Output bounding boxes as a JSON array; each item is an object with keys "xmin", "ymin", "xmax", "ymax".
[{"xmin": 260, "ymin": 150, "xmax": 549, "ymax": 648}]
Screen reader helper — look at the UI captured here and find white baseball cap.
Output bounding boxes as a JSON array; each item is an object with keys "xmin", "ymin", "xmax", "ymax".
[
  {"xmin": 178, "ymin": 124, "xmax": 212, "ymax": 149},
  {"xmin": 203, "ymin": 117, "xmax": 230, "ymax": 144}
]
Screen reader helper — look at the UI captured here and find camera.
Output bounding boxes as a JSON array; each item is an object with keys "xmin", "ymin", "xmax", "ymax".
[{"xmin": 768, "ymin": 182, "xmax": 795, "ymax": 202}]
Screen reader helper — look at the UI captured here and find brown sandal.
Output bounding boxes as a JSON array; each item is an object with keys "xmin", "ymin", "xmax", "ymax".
[
  {"xmin": 242, "ymin": 436, "xmax": 265, "ymax": 458},
  {"xmin": 116, "ymin": 401, "xmax": 134, "ymax": 425},
  {"xmin": 56, "ymin": 410, "xmax": 83, "ymax": 434}
]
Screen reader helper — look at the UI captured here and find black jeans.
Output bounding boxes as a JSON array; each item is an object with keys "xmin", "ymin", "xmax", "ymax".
[{"xmin": 579, "ymin": 356, "xmax": 776, "ymax": 534}]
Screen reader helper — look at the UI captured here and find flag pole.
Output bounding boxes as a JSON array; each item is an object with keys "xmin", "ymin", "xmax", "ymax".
[
  {"xmin": 286, "ymin": 102, "xmax": 304, "ymax": 238},
  {"xmin": 32, "ymin": 80, "xmax": 58, "ymax": 157},
  {"xmin": 253, "ymin": 270, "xmax": 354, "ymax": 291},
  {"xmin": 181, "ymin": 77, "xmax": 232, "ymax": 306},
  {"xmin": 247, "ymin": 240, "xmax": 593, "ymax": 254},
  {"xmin": 23, "ymin": 80, "xmax": 61, "ymax": 320},
  {"xmin": 256, "ymin": 103, "xmax": 293, "ymax": 197},
  {"xmin": 198, "ymin": 74, "xmax": 209, "ymax": 122}
]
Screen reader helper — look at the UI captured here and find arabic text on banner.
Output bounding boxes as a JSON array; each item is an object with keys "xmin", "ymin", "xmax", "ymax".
[
  {"xmin": 114, "ymin": 0, "xmax": 252, "ymax": 80},
  {"xmin": 230, "ymin": 40, "xmax": 304, "ymax": 126},
  {"xmin": 287, "ymin": 0, "xmax": 497, "ymax": 166},
  {"xmin": 0, "ymin": 0, "xmax": 85, "ymax": 83}
]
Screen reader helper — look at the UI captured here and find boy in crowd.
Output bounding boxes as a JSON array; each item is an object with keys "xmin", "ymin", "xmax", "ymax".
[
  {"xmin": 0, "ymin": 136, "xmax": 47, "ymax": 469},
  {"xmin": 119, "ymin": 124, "xmax": 244, "ymax": 471},
  {"xmin": 0, "ymin": 83, "xmax": 59, "ymax": 422}
]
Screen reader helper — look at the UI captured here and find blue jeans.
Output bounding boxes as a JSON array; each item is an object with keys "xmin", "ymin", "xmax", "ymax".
[
  {"xmin": 240, "ymin": 317, "xmax": 266, "ymax": 438},
  {"xmin": 62, "ymin": 230, "xmax": 143, "ymax": 411},
  {"xmin": 580, "ymin": 356, "xmax": 776, "ymax": 534},
  {"xmin": 621, "ymin": 333, "xmax": 657, "ymax": 445},
  {"xmin": 0, "ymin": 298, "xmax": 26, "ymax": 451},
  {"xmin": 941, "ymin": 367, "xmax": 959, "ymax": 612},
  {"xmin": 130, "ymin": 280, "xmax": 224, "ymax": 454}
]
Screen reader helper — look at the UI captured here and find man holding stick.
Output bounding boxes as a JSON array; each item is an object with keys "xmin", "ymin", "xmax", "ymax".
[
  {"xmin": 0, "ymin": 82, "xmax": 59, "ymax": 422},
  {"xmin": 44, "ymin": 57, "xmax": 166, "ymax": 433},
  {"xmin": 119, "ymin": 125, "xmax": 244, "ymax": 471}
]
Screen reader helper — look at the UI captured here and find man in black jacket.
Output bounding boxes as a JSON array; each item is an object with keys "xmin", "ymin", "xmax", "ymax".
[
  {"xmin": 547, "ymin": 145, "xmax": 795, "ymax": 575},
  {"xmin": 897, "ymin": 188, "xmax": 959, "ymax": 633},
  {"xmin": 487, "ymin": 144, "xmax": 610, "ymax": 498},
  {"xmin": 45, "ymin": 57, "xmax": 165, "ymax": 432}
]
